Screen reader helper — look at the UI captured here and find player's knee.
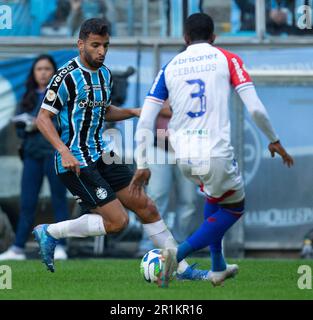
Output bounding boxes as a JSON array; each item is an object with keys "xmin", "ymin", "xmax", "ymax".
[{"xmin": 122, "ymin": 214, "xmax": 129, "ymax": 229}]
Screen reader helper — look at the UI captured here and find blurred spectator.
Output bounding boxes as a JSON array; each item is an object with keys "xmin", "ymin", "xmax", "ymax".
[
  {"xmin": 0, "ymin": 207, "xmax": 14, "ymax": 253},
  {"xmin": 301, "ymin": 229, "xmax": 313, "ymax": 258},
  {"xmin": 267, "ymin": 0, "xmax": 297, "ymax": 35},
  {"xmin": 0, "ymin": 54, "xmax": 70, "ymax": 261},
  {"xmin": 0, "ymin": 0, "xmax": 58, "ymax": 36},
  {"xmin": 232, "ymin": 0, "xmax": 313, "ymax": 35},
  {"xmin": 136, "ymin": 100, "xmax": 198, "ymax": 257},
  {"xmin": 268, "ymin": 0, "xmax": 313, "ymax": 35},
  {"xmin": 41, "ymin": 0, "xmax": 71, "ymax": 36},
  {"xmin": 40, "ymin": 0, "xmax": 115, "ymax": 37},
  {"xmin": 233, "ymin": 0, "xmax": 256, "ymax": 32},
  {"xmin": 201, "ymin": 0, "xmax": 232, "ymax": 34},
  {"xmin": 66, "ymin": 0, "xmax": 115, "ymax": 37}
]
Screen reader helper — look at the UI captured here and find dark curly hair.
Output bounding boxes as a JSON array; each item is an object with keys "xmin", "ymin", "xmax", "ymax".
[
  {"xmin": 79, "ymin": 18, "xmax": 110, "ymax": 40},
  {"xmin": 20, "ymin": 54, "xmax": 57, "ymax": 112},
  {"xmin": 184, "ymin": 13, "xmax": 215, "ymax": 42}
]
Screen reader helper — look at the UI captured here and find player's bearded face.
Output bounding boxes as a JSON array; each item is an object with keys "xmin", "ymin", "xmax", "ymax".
[{"xmin": 81, "ymin": 33, "xmax": 110, "ymax": 69}]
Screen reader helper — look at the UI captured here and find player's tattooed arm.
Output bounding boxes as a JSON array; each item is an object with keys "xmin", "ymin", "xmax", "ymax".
[{"xmin": 105, "ymin": 105, "xmax": 141, "ymax": 121}]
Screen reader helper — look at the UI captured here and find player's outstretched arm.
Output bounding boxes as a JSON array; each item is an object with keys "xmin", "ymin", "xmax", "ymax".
[
  {"xmin": 105, "ymin": 105, "xmax": 141, "ymax": 121},
  {"xmin": 238, "ymin": 86, "xmax": 294, "ymax": 167},
  {"xmin": 36, "ymin": 109, "xmax": 81, "ymax": 175},
  {"xmin": 129, "ymin": 98, "xmax": 163, "ymax": 196},
  {"xmin": 130, "ymin": 64, "xmax": 168, "ymax": 196}
]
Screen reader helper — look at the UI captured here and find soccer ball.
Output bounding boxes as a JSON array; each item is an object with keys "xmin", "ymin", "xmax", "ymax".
[{"xmin": 140, "ymin": 249, "xmax": 163, "ymax": 283}]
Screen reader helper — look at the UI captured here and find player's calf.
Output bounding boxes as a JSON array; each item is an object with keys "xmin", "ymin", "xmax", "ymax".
[
  {"xmin": 136, "ymin": 199, "xmax": 160, "ymax": 224},
  {"xmin": 103, "ymin": 214, "xmax": 129, "ymax": 233},
  {"xmin": 91, "ymin": 199, "xmax": 129, "ymax": 233}
]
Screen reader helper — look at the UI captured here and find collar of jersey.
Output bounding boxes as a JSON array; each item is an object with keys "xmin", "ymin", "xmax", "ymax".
[
  {"xmin": 75, "ymin": 56, "xmax": 99, "ymax": 74},
  {"xmin": 186, "ymin": 42, "xmax": 212, "ymax": 51}
]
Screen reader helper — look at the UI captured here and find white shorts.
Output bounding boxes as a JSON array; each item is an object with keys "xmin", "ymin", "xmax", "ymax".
[{"xmin": 177, "ymin": 157, "xmax": 245, "ymax": 204}]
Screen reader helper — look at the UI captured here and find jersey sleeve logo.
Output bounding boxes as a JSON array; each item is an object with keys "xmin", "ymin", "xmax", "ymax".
[
  {"xmin": 231, "ymin": 58, "xmax": 247, "ymax": 82},
  {"xmin": 52, "ymin": 65, "xmax": 75, "ymax": 87},
  {"xmin": 149, "ymin": 69, "xmax": 164, "ymax": 95},
  {"xmin": 231, "ymin": 57, "xmax": 246, "ymax": 83},
  {"xmin": 46, "ymin": 89, "xmax": 57, "ymax": 102}
]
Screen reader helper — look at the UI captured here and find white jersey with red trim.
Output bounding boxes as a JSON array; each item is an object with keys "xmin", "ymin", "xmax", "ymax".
[{"xmin": 146, "ymin": 42, "xmax": 253, "ymax": 159}]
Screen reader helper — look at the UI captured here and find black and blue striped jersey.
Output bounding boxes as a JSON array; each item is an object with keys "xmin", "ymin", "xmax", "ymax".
[{"xmin": 41, "ymin": 56, "xmax": 113, "ymax": 173}]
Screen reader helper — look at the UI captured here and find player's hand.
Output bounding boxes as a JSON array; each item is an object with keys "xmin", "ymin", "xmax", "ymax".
[
  {"xmin": 129, "ymin": 168, "xmax": 151, "ymax": 198},
  {"xmin": 268, "ymin": 141, "xmax": 294, "ymax": 168},
  {"xmin": 60, "ymin": 148, "xmax": 81, "ymax": 175}
]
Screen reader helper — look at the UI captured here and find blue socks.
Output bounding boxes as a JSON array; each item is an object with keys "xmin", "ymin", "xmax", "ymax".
[
  {"xmin": 202, "ymin": 200, "xmax": 226, "ymax": 270},
  {"xmin": 177, "ymin": 200, "xmax": 244, "ymax": 272},
  {"xmin": 203, "ymin": 200, "xmax": 227, "ymax": 271},
  {"xmin": 210, "ymin": 242, "xmax": 226, "ymax": 272},
  {"xmin": 203, "ymin": 200, "xmax": 219, "ymax": 220},
  {"xmin": 186, "ymin": 206, "xmax": 241, "ymax": 250},
  {"xmin": 177, "ymin": 241, "xmax": 193, "ymax": 263},
  {"xmin": 177, "ymin": 199, "xmax": 219, "ymax": 262}
]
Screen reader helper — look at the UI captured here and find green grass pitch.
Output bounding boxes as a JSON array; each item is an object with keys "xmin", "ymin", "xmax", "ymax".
[{"xmin": 0, "ymin": 258, "xmax": 312, "ymax": 300}]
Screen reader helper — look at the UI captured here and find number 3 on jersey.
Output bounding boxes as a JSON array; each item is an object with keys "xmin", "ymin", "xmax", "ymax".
[{"xmin": 186, "ymin": 79, "xmax": 207, "ymax": 118}]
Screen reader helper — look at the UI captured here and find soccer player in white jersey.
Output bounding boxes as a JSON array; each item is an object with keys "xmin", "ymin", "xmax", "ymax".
[{"xmin": 130, "ymin": 13, "xmax": 294, "ymax": 286}]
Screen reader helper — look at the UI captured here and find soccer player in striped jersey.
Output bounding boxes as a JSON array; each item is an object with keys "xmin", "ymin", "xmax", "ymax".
[
  {"xmin": 131, "ymin": 13, "xmax": 294, "ymax": 286},
  {"xmin": 32, "ymin": 18, "xmax": 204, "ymax": 286}
]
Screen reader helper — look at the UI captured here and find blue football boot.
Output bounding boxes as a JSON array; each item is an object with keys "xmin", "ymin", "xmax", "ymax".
[
  {"xmin": 176, "ymin": 263, "xmax": 211, "ymax": 281},
  {"xmin": 33, "ymin": 224, "xmax": 58, "ymax": 273}
]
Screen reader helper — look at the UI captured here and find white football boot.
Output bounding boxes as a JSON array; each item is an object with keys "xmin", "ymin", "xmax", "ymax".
[
  {"xmin": 157, "ymin": 248, "xmax": 178, "ymax": 288},
  {"xmin": 208, "ymin": 264, "xmax": 239, "ymax": 286}
]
